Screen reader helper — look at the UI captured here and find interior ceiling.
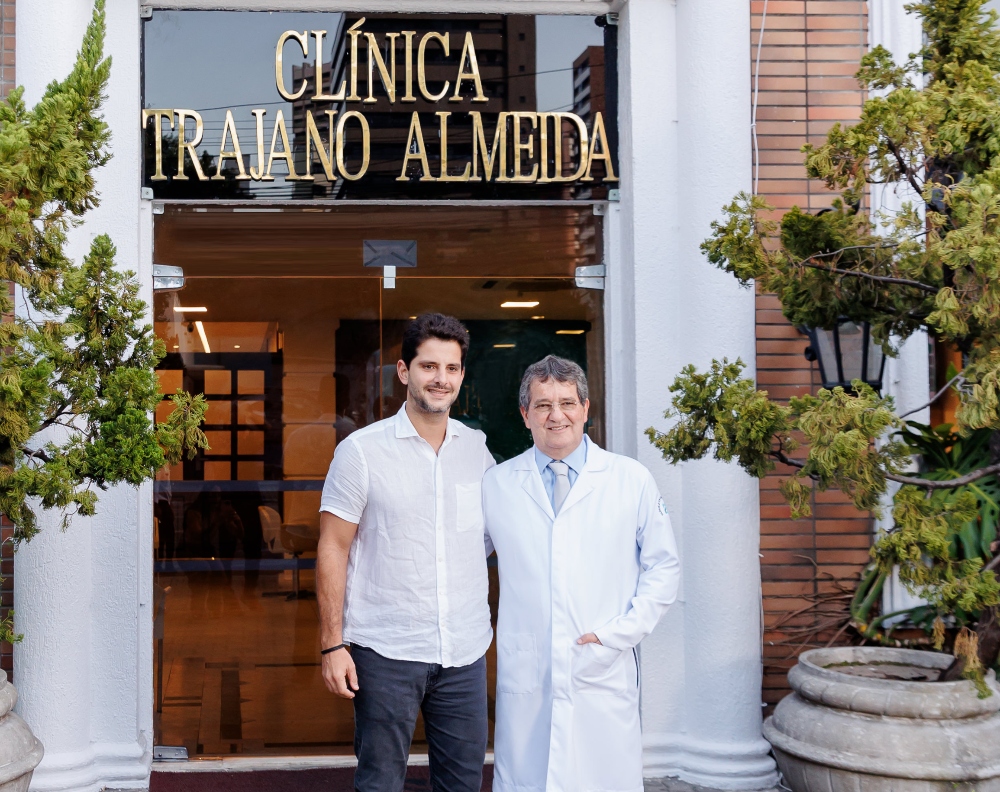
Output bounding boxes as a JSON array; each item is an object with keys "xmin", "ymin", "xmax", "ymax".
[
  {"xmin": 153, "ymin": 205, "xmax": 603, "ymax": 279},
  {"xmin": 156, "ymin": 276, "xmax": 600, "ymax": 323}
]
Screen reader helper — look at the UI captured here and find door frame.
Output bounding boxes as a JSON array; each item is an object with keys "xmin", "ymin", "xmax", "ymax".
[{"xmin": 139, "ymin": 2, "xmax": 627, "ymax": 766}]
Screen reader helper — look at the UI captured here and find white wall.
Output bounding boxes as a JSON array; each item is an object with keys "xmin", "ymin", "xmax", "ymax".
[{"xmin": 15, "ymin": 1, "xmax": 151, "ymax": 790}]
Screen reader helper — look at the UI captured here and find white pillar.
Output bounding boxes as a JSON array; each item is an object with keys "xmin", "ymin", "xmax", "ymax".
[
  {"xmin": 15, "ymin": 1, "xmax": 150, "ymax": 790},
  {"xmin": 868, "ymin": 0, "xmax": 929, "ymax": 620},
  {"xmin": 619, "ymin": 0, "xmax": 778, "ymax": 786}
]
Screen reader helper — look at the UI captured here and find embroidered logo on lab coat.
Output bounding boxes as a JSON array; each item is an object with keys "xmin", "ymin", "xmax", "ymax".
[{"xmin": 658, "ymin": 498, "xmax": 668, "ymax": 515}]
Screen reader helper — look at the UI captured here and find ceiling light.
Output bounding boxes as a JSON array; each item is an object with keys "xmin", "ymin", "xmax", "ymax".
[
  {"xmin": 493, "ymin": 343, "xmax": 515, "ymax": 349},
  {"xmin": 174, "ymin": 306, "xmax": 208, "ymax": 313},
  {"xmin": 409, "ymin": 316, "xmax": 417, "ymax": 320},
  {"xmin": 233, "ymin": 344, "xmax": 241, "ymax": 349},
  {"xmin": 531, "ymin": 315, "xmax": 545, "ymax": 320},
  {"xmin": 501, "ymin": 301, "xmax": 539, "ymax": 308},
  {"xmin": 194, "ymin": 321, "xmax": 211, "ymax": 353},
  {"xmin": 172, "ymin": 344, "xmax": 179, "ymax": 349},
  {"xmin": 556, "ymin": 329, "xmax": 585, "ymax": 335}
]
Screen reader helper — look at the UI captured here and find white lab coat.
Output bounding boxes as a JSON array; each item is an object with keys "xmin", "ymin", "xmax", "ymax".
[{"xmin": 483, "ymin": 441, "xmax": 680, "ymax": 792}]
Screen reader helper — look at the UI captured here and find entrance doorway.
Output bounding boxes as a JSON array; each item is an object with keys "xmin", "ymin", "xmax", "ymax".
[{"xmin": 151, "ymin": 204, "xmax": 605, "ymax": 757}]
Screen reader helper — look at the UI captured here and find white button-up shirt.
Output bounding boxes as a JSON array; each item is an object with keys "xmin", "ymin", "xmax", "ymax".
[{"xmin": 320, "ymin": 405, "xmax": 496, "ymax": 667}]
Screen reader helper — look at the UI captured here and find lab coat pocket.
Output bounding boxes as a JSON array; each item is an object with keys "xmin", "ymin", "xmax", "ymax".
[
  {"xmin": 455, "ymin": 482, "xmax": 485, "ymax": 532},
  {"xmin": 572, "ymin": 642, "xmax": 627, "ymax": 694},
  {"xmin": 496, "ymin": 632, "xmax": 538, "ymax": 694}
]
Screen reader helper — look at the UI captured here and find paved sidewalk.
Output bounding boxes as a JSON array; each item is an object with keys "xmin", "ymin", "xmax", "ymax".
[{"xmin": 645, "ymin": 778, "xmax": 783, "ymax": 792}]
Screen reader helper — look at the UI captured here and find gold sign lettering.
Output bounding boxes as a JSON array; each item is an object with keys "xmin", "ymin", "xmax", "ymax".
[
  {"xmin": 436, "ymin": 112, "xmax": 471, "ymax": 182},
  {"xmin": 336, "ymin": 110, "xmax": 370, "ymax": 181},
  {"xmin": 418, "ymin": 32, "xmax": 449, "ymax": 102},
  {"xmin": 366, "ymin": 32, "xmax": 399, "ymax": 104},
  {"xmin": 214, "ymin": 109, "xmax": 248, "ymax": 180},
  {"xmin": 398, "ymin": 112, "xmax": 433, "ymax": 181},
  {"xmin": 312, "ymin": 30, "xmax": 347, "ymax": 101},
  {"xmin": 585, "ymin": 112, "xmax": 618, "ymax": 182},
  {"xmin": 144, "ymin": 27, "xmax": 618, "ymax": 190},
  {"xmin": 303, "ymin": 109, "xmax": 338, "ymax": 181},
  {"xmin": 265, "ymin": 109, "xmax": 300, "ymax": 181},
  {"xmin": 470, "ymin": 111, "xmax": 507, "ymax": 182},
  {"xmin": 510, "ymin": 112, "xmax": 538, "ymax": 183},
  {"xmin": 174, "ymin": 109, "xmax": 207, "ymax": 181},
  {"xmin": 249, "ymin": 109, "xmax": 266, "ymax": 180},
  {"xmin": 141, "ymin": 109, "xmax": 174, "ymax": 181},
  {"xmin": 347, "ymin": 18, "xmax": 365, "ymax": 102},
  {"xmin": 275, "ymin": 31, "xmax": 308, "ymax": 101},
  {"xmin": 451, "ymin": 32, "xmax": 487, "ymax": 104},
  {"xmin": 552, "ymin": 112, "xmax": 589, "ymax": 182},
  {"xmin": 401, "ymin": 31, "xmax": 417, "ymax": 103}
]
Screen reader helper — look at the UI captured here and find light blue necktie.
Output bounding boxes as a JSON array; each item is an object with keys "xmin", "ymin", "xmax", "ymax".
[{"xmin": 549, "ymin": 460, "xmax": 571, "ymax": 514}]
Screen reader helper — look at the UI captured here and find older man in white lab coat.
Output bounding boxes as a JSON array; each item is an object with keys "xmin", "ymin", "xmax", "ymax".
[{"xmin": 483, "ymin": 355, "xmax": 680, "ymax": 792}]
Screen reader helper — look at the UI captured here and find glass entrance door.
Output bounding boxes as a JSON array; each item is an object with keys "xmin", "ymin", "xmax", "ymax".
[{"xmin": 152, "ymin": 205, "xmax": 604, "ymax": 757}]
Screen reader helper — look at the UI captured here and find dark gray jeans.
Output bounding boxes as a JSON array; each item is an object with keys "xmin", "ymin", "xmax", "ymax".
[{"xmin": 351, "ymin": 645, "xmax": 488, "ymax": 792}]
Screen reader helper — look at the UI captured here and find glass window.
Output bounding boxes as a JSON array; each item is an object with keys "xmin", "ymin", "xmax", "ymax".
[{"xmin": 153, "ymin": 204, "xmax": 604, "ymax": 756}]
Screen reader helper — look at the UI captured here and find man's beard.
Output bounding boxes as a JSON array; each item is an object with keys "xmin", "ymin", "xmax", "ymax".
[{"xmin": 409, "ymin": 380, "xmax": 456, "ymax": 414}]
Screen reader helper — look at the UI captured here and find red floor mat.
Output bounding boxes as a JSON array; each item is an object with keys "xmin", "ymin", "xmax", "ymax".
[{"xmin": 151, "ymin": 764, "xmax": 494, "ymax": 792}]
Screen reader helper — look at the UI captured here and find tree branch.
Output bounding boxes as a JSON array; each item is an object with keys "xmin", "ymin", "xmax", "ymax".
[
  {"xmin": 21, "ymin": 446, "xmax": 52, "ymax": 464},
  {"xmin": 799, "ymin": 258, "xmax": 939, "ymax": 293},
  {"xmin": 771, "ymin": 446, "xmax": 1000, "ymax": 490},
  {"xmin": 884, "ymin": 462, "xmax": 1000, "ymax": 489},
  {"xmin": 885, "ymin": 139, "xmax": 925, "ymax": 196},
  {"xmin": 898, "ymin": 374, "xmax": 966, "ymax": 419}
]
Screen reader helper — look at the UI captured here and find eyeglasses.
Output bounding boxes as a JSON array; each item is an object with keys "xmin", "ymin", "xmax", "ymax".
[{"xmin": 530, "ymin": 400, "xmax": 582, "ymax": 416}]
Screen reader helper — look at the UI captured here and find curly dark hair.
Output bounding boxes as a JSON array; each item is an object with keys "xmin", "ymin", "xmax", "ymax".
[{"xmin": 401, "ymin": 313, "xmax": 470, "ymax": 368}]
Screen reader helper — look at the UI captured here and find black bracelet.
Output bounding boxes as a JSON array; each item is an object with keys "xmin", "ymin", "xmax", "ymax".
[{"xmin": 321, "ymin": 643, "xmax": 347, "ymax": 655}]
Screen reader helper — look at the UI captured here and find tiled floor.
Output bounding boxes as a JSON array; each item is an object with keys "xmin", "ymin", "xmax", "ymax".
[
  {"xmin": 150, "ymin": 766, "xmax": 493, "ymax": 792},
  {"xmin": 148, "ymin": 770, "xmax": 759, "ymax": 792}
]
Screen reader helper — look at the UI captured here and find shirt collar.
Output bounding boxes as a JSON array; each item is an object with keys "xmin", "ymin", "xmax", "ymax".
[
  {"xmin": 394, "ymin": 403, "xmax": 460, "ymax": 440},
  {"xmin": 534, "ymin": 434, "xmax": 589, "ymax": 476}
]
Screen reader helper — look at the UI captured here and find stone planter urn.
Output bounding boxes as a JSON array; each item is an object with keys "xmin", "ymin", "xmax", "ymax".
[
  {"xmin": 0, "ymin": 673, "xmax": 42, "ymax": 792},
  {"xmin": 763, "ymin": 646, "xmax": 1000, "ymax": 792}
]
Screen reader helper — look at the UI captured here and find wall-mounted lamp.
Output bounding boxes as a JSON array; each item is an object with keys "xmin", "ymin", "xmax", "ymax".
[{"xmin": 802, "ymin": 318, "xmax": 885, "ymax": 393}]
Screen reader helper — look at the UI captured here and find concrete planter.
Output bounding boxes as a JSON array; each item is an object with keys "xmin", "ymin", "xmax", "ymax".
[
  {"xmin": 0, "ymin": 673, "xmax": 42, "ymax": 792},
  {"xmin": 763, "ymin": 646, "xmax": 1000, "ymax": 792}
]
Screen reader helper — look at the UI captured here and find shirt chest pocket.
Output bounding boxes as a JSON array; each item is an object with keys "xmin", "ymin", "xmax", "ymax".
[{"xmin": 454, "ymin": 482, "xmax": 484, "ymax": 533}]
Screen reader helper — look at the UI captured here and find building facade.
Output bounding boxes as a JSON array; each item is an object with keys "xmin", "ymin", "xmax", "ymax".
[{"xmin": 9, "ymin": 0, "xmax": 925, "ymax": 790}]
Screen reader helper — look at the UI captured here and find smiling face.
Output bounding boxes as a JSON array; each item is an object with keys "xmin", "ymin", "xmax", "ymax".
[
  {"xmin": 397, "ymin": 337, "xmax": 465, "ymax": 415},
  {"xmin": 521, "ymin": 377, "xmax": 590, "ymax": 460}
]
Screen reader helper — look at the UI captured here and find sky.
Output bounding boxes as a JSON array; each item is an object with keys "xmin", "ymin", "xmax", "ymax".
[{"xmin": 143, "ymin": 11, "xmax": 606, "ymax": 147}]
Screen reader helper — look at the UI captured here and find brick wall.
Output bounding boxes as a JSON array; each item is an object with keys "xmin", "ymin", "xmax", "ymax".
[
  {"xmin": 750, "ymin": 0, "xmax": 873, "ymax": 711},
  {"xmin": 1, "ymin": 0, "xmax": 13, "ymax": 682}
]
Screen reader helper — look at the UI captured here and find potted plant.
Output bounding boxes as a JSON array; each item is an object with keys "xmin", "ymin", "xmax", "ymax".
[
  {"xmin": 647, "ymin": 0, "xmax": 1000, "ymax": 785},
  {"xmin": 0, "ymin": 1, "xmax": 205, "ymax": 786}
]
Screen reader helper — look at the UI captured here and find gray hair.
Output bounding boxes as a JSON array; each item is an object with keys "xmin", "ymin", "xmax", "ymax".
[{"xmin": 518, "ymin": 355, "xmax": 589, "ymax": 410}]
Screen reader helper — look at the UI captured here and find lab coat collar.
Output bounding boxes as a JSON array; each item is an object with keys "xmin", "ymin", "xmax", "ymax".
[
  {"xmin": 394, "ymin": 403, "xmax": 461, "ymax": 441},
  {"xmin": 533, "ymin": 434, "xmax": 589, "ymax": 477},
  {"xmin": 513, "ymin": 437, "xmax": 611, "ymax": 519}
]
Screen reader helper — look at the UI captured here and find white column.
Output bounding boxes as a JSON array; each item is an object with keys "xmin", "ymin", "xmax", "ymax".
[
  {"xmin": 868, "ymin": 0, "xmax": 929, "ymax": 618},
  {"xmin": 618, "ymin": 0, "xmax": 778, "ymax": 786},
  {"xmin": 15, "ymin": 2, "xmax": 150, "ymax": 790}
]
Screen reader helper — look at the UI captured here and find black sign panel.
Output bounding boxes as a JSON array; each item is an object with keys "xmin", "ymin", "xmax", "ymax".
[{"xmin": 141, "ymin": 11, "xmax": 618, "ymax": 200}]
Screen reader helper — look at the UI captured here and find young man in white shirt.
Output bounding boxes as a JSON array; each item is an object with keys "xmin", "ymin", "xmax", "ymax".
[{"xmin": 316, "ymin": 313, "xmax": 495, "ymax": 792}]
